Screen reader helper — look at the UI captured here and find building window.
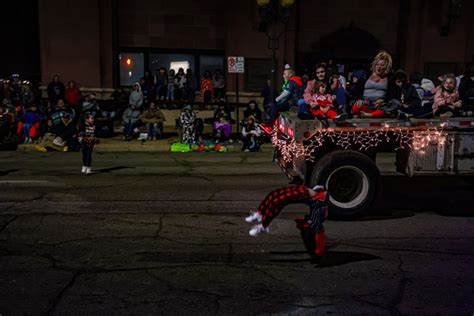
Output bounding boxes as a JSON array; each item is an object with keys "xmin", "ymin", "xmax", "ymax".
[
  {"xmin": 245, "ymin": 58, "xmax": 272, "ymax": 92},
  {"xmin": 119, "ymin": 53, "xmax": 144, "ymax": 86},
  {"xmin": 150, "ymin": 54, "xmax": 196, "ymax": 75},
  {"xmin": 199, "ymin": 55, "xmax": 225, "ymax": 77}
]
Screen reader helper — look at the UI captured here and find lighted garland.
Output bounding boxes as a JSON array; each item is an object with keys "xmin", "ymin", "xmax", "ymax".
[{"xmin": 272, "ymin": 124, "xmax": 447, "ymax": 163}]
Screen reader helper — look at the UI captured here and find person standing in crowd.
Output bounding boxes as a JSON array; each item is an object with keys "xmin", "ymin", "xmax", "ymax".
[
  {"xmin": 175, "ymin": 68, "xmax": 187, "ymax": 101},
  {"xmin": 140, "ymin": 102, "xmax": 166, "ymax": 140},
  {"xmin": 155, "ymin": 67, "xmax": 168, "ymax": 101},
  {"xmin": 433, "ymin": 74, "xmax": 462, "ymax": 118},
  {"xmin": 213, "ymin": 69, "xmax": 225, "ymax": 101},
  {"xmin": 143, "ymin": 71, "xmax": 155, "ymax": 101},
  {"xmin": 64, "ymin": 80, "xmax": 82, "ymax": 110},
  {"xmin": 167, "ymin": 69, "xmax": 177, "ymax": 101},
  {"xmin": 21, "ymin": 82, "xmax": 34, "ymax": 109},
  {"xmin": 139, "ymin": 77, "xmax": 151, "ymax": 104},
  {"xmin": 129, "ymin": 83, "xmax": 144, "ymax": 110},
  {"xmin": 200, "ymin": 70, "xmax": 214, "ymax": 103},
  {"xmin": 47, "ymin": 75, "xmax": 66, "ymax": 108},
  {"xmin": 241, "ymin": 115, "xmax": 262, "ymax": 152},
  {"xmin": 184, "ymin": 68, "xmax": 197, "ymax": 102},
  {"xmin": 78, "ymin": 113, "xmax": 97, "ymax": 175},
  {"xmin": 352, "ymin": 50, "xmax": 393, "ymax": 118}
]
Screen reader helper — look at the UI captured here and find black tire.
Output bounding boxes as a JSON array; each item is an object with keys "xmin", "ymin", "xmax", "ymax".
[{"xmin": 309, "ymin": 150, "xmax": 380, "ymax": 220}]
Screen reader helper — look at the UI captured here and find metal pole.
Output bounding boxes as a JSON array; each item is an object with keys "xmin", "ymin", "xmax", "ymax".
[
  {"xmin": 270, "ymin": 25, "xmax": 277, "ymax": 111},
  {"xmin": 235, "ymin": 73, "xmax": 240, "ymax": 134}
]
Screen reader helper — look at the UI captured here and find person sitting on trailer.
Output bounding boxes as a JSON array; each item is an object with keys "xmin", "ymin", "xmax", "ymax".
[
  {"xmin": 260, "ymin": 65, "xmax": 303, "ymax": 134},
  {"xmin": 352, "ymin": 50, "xmax": 393, "ymax": 118}
]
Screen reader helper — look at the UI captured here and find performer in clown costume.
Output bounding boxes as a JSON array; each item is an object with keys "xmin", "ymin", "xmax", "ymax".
[{"xmin": 245, "ymin": 185, "xmax": 329, "ymax": 257}]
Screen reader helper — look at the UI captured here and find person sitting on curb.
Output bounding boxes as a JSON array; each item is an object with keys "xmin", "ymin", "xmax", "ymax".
[
  {"xmin": 140, "ymin": 102, "xmax": 166, "ymax": 140},
  {"xmin": 241, "ymin": 115, "xmax": 262, "ymax": 152},
  {"xmin": 122, "ymin": 104, "xmax": 141, "ymax": 141}
]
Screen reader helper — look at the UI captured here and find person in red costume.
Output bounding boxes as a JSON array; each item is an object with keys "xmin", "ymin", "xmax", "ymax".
[
  {"xmin": 65, "ymin": 80, "xmax": 82, "ymax": 109},
  {"xmin": 309, "ymin": 81, "xmax": 337, "ymax": 120},
  {"xmin": 245, "ymin": 185, "xmax": 329, "ymax": 257}
]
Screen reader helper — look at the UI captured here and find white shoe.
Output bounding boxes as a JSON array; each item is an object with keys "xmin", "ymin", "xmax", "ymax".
[
  {"xmin": 85, "ymin": 167, "xmax": 92, "ymax": 175},
  {"xmin": 245, "ymin": 211, "xmax": 262, "ymax": 223},
  {"xmin": 81, "ymin": 166, "xmax": 87, "ymax": 173},
  {"xmin": 249, "ymin": 223, "xmax": 269, "ymax": 237}
]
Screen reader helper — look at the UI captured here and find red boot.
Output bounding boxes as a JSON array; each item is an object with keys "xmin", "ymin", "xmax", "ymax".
[{"xmin": 314, "ymin": 231, "xmax": 326, "ymax": 257}]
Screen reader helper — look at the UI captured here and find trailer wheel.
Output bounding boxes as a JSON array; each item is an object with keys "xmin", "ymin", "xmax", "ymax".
[{"xmin": 310, "ymin": 150, "xmax": 380, "ymax": 220}]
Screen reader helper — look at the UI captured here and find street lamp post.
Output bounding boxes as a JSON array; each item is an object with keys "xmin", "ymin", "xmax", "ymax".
[{"xmin": 257, "ymin": 0, "xmax": 295, "ymax": 106}]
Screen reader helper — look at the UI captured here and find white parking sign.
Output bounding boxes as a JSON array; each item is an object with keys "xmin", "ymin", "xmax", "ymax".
[{"xmin": 228, "ymin": 56, "xmax": 244, "ymax": 73}]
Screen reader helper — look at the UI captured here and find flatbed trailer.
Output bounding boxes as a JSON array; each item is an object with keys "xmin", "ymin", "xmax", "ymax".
[{"xmin": 273, "ymin": 113, "xmax": 474, "ymax": 219}]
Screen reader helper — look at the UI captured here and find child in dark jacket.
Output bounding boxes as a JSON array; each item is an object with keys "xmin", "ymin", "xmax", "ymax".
[{"xmin": 79, "ymin": 114, "xmax": 97, "ymax": 175}]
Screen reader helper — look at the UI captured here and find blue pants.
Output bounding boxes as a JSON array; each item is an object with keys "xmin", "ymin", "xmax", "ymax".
[
  {"xmin": 124, "ymin": 121, "xmax": 136, "ymax": 137},
  {"xmin": 81, "ymin": 144, "xmax": 93, "ymax": 167},
  {"xmin": 146, "ymin": 123, "xmax": 162, "ymax": 139},
  {"xmin": 297, "ymin": 99, "xmax": 309, "ymax": 114},
  {"xmin": 268, "ymin": 101, "xmax": 290, "ymax": 123}
]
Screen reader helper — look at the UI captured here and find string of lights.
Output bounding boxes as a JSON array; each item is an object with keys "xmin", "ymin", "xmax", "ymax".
[{"xmin": 272, "ymin": 123, "xmax": 447, "ymax": 163}]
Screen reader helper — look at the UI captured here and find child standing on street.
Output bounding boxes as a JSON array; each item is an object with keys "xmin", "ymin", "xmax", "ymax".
[{"xmin": 79, "ymin": 114, "xmax": 97, "ymax": 175}]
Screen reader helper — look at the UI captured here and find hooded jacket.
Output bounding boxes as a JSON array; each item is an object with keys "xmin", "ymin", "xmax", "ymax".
[
  {"xmin": 123, "ymin": 105, "xmax": 141, "ymax": 124},
  {"xmin": 276, "ymin": 76, "xmax": 303, "ymax": 107},
  {"xmin": 129, "ymin": 83, "xmax": 144, "ymax": 108}
]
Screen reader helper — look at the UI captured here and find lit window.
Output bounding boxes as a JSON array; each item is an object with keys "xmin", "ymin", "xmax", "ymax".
[{"xmin": 170, "ymin": 61, "xmax": 190, "ymax": 72}]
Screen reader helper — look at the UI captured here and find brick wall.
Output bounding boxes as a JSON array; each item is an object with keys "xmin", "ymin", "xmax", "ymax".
[
  {"xmin": 117, "ymin": 0, "xmax": 226, "ymax": 50},
  {"xmin": 297, "ymin": 0, "xmax": 400, "ymax": 56}
]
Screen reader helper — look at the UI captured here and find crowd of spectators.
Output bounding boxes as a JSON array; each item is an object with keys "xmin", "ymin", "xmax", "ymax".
[{"xmin": 2, "ymin": 51, "xmax": 473, "ymax": 152}]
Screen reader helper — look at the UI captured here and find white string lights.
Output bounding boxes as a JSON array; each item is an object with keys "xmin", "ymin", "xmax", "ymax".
[{"xmin": 272, "ymin": 123, "xmax": 447, "ymax": 163}]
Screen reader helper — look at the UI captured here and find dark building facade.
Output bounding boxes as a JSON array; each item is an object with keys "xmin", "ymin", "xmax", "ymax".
[{"xmin": 34, "ymin": 0, "xmax": 474, "ymax": 93}]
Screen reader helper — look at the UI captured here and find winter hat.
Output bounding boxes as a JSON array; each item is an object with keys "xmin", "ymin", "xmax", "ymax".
[
  {"xmin": 284, "ymin": 64, "xmax": 292, "ymax": 70},
  {"xmin": 421, "ymin": 78, "xmax": 435, "ymax": 93}
]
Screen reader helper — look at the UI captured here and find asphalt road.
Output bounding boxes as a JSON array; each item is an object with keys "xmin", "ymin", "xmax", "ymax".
[{"xmin": 0, "ymin": 151, "xmax": 473, "ymax": 315}]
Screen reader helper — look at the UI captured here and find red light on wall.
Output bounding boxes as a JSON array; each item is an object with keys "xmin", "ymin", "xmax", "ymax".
[{"xmin": 126, "ymin": 58, "xmax": 132, "ymax": 66}]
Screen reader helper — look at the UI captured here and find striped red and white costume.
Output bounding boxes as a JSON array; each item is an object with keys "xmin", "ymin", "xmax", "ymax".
[{"xmin": 256, "ymin": 185, "xmax": 328, "ymax": 256}]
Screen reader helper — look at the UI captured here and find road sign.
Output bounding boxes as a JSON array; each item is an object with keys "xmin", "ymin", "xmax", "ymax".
[{"xmin": 228, "ymin": 56, "xmax": 245, "ymax": 73}]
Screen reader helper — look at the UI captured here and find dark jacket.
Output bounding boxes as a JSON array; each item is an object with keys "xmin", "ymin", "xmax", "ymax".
[
  {"xmin": 459, "ymin": 76, "xmax": 474, "ymax": 107},
  {"xmin": 386, "ymin": 81, "xmax": 421, "ymax": 109},
  {"xmin": 278, "ymin": 76, "xmax": 303, "ymax": 107},
  {"xmin": 47, "ymin": 81, "xmax": 66, "ymax": 104},
  {"xmin": 243, "ymin": 106, "xmax": 262, "ymax": 122}
]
